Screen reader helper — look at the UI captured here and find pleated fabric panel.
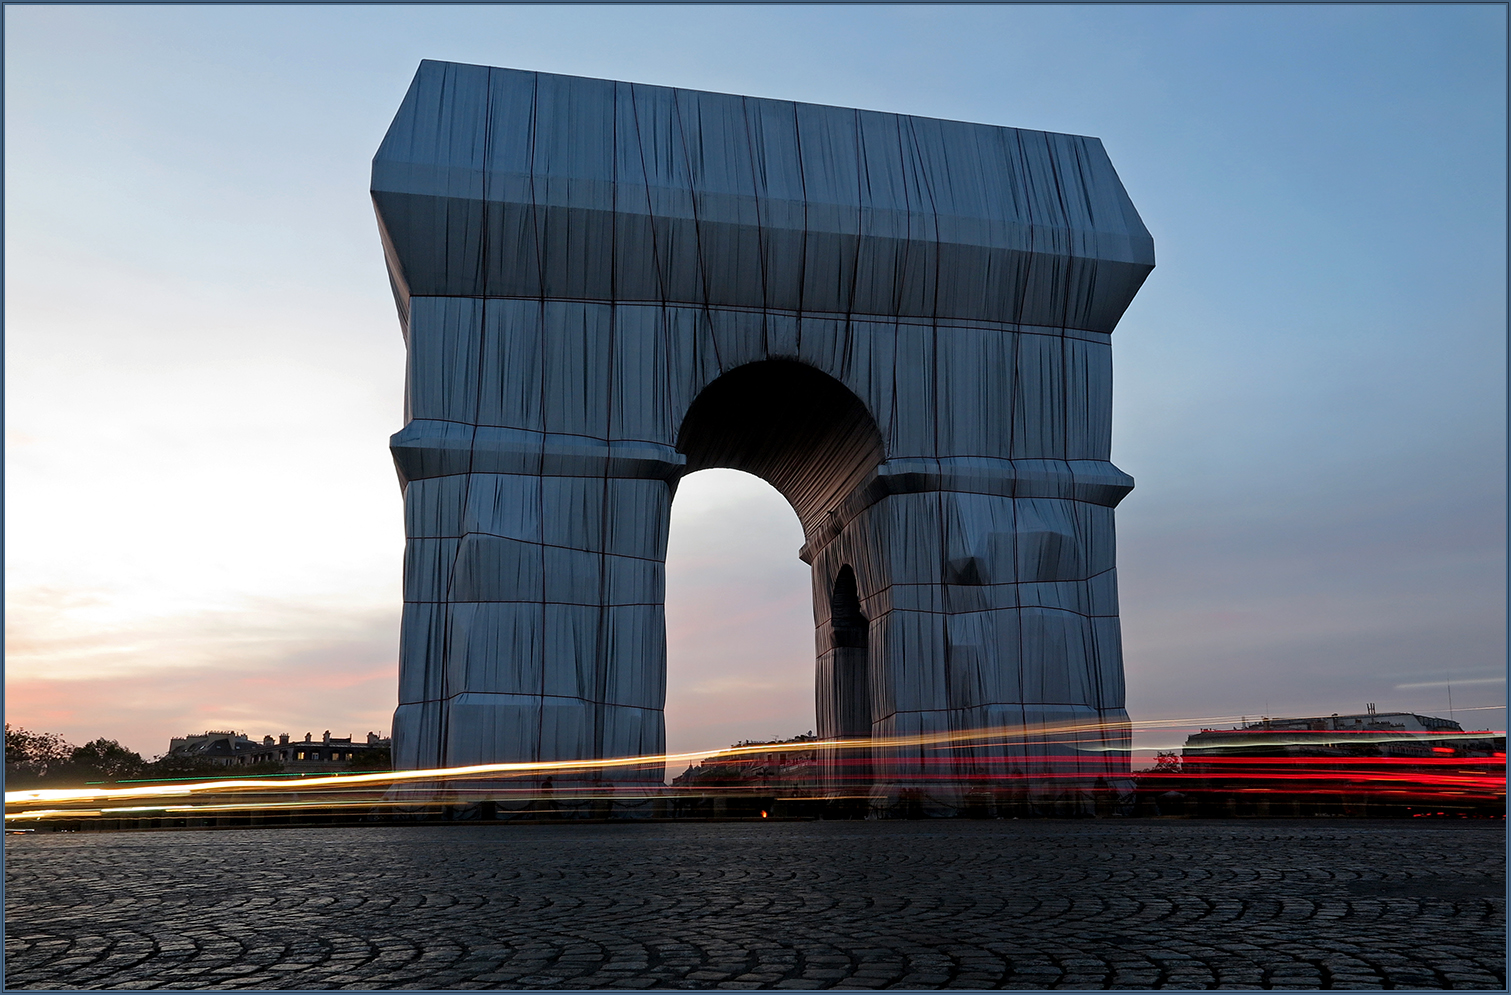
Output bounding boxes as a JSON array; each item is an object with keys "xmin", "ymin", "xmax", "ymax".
[
  {"xmin": 375, "ymin": 62, "xmax": 1152, "ymax": 809},
  {"xmin": 374, "ymin": 61, "xmax": 1153, "ymax": 328}
]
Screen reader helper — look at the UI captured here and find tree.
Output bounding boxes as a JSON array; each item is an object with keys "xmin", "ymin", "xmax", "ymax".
[
  {"xmin": 141, "ymin": 753, "xmax": 248, "ymax": 780},
  {"xmin": 346, "ymin": 747, "xmax": 391, "ymax": 772},
  {"xmin": 56, "ymin": 739, "xmax": 147, "ymax": 783},
  {"xmin": 4, "ymin": 724, "xmax": 75, "ymax": 786},
  {"xmin": 3, "ymin": 727, "xmax": 292, "ymax": 786},
  {"xmin": 1151, "ymin": 751, "xmax": 1182, "ymax": 774}
]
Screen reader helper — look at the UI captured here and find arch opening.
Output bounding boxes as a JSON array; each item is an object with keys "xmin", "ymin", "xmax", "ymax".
[
  {"xmin": 662, "ymin": 468, "xmax": 815, "ymax": 765},
  {"xmin": 828, "ymin": 565, "xmax": 872, "ymax": 739},
  {"xmin": 675, "ymin": 360, "xmax": 884, "ymax": 538}
]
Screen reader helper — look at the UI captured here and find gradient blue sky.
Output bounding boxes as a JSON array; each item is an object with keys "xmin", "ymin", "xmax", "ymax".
[{"xmin": 6, "ymin": 4, "xmax": 1505, "ymax": 762}]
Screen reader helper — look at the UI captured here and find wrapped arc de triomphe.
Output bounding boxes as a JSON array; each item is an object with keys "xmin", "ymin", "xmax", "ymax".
[{"xmin": 372, "ymin": 60, "xmax": 1154, "ymax": 805}]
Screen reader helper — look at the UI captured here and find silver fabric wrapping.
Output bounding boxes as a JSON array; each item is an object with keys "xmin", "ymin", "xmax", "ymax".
[{"xmin": 374, "ymin": 61, "xmax": 1153, "ymax": 804}]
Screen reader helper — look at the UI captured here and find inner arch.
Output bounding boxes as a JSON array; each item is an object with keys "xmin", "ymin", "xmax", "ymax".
[
  {"xmin": 675, "ymin": 360, "xmax": 885, "ymax": 536},
  {"xmin": 663, "ymin": 469, "xmax": 814, "ymax": 765}
]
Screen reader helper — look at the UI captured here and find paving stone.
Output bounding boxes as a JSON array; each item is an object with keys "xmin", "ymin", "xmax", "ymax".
[{"xmin": 4, "ymin": 820, "xmax": 1504, "ymax": 990}]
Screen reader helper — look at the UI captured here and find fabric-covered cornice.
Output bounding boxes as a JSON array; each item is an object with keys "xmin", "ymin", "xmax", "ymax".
[{"xmin": 373, "ymin": 60, "xmax": 1154, "ymax": 332}]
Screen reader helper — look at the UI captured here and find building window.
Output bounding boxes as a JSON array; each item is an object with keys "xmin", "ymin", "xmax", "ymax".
[{"xmin": 297, "ymin": 751, "xmax": 305, "ymax": 760}]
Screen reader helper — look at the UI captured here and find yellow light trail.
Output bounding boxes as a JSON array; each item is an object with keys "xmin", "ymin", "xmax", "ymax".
[
  {"xmin": 4, "ymin": 718, "xmax": 1132, "ymax": 809},
  {"xmin": 6, "ymin": 713, "xmax": 1501, "ymax": 821}
]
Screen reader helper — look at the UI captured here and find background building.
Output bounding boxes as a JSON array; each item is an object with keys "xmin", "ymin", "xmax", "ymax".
[
  {"xmin": 1182, "ymin": 709, "xmax": 1502, "ymax": 759},
  {"xmin": 166, "ymin": 730, "xmax": 392, "ymax": 772},
  {"xmin": 1133, "ymin": 709, "xmax": 1507, "ymax": 817}
]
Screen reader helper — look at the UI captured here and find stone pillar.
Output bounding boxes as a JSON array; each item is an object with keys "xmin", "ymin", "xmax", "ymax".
[{"xmin": 389, "ymin": 298, "xmax": 680, "ymax": 781}]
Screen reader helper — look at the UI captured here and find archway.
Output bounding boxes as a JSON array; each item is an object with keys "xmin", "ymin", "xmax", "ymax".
[
  {"xmin": 378, "ymin": 61, "xmax": 1150, "ymax": 810},
  {"xmin": 674, "ymin": 361, "xmax": 884, "ymax": 759},
  {"xmin": 826, "ymin": 565, "xmax": 871, "ymax": 739},
  {"xmin": 661, "ymin": 467, "xmax": 813, "ymax": 770},
  {"xmin": 675, "ymin": 360, "xmax": 884, "ymax": 538}
]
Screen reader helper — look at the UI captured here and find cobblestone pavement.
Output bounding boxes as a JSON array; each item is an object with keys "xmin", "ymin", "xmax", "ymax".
[{"xmin": 4, "ymin": 820, "xmax": 1505, "ymax": 990}]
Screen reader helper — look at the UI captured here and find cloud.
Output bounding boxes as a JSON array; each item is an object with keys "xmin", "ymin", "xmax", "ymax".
[
  {"xmin": 4, "ymin": 470, "xmax": 822, "ymax": 761},
  {"xmin": 4, "ymin": 7, "xmax": 1503, "ymax": 764},
  {"xmin": 5, "ymin": 588, "xmax": 399, "ymax": 756},
  {"xmin": 1394, "ymin": 677, "xmax": 1505, "ymax": 690},
  {"xmin": 6, "ymin": 659, "xmax": 398, "ymax": 760},
  {"xmin": 6, "ymin": 585, "xmax": 396, "ymax": 675},
  {"xmin": 1119, "ymin": 454, "xmax": 1505, "ymax": 724}
]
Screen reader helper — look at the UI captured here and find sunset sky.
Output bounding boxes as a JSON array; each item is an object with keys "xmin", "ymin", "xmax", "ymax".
[{"xmin": 6, "ymin": 4, "xmax": 1505, "ymax": 765}]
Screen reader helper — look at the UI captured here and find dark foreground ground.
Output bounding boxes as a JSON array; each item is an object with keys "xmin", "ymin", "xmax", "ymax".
[{"xmin": 4, "ymin": 820, "xmax": 1504, "ymax": 990}]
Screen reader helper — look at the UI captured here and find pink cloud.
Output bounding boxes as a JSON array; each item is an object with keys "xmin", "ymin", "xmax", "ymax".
[{"xmin": 5, "ymin": 592, "xmax": 400, "ymax": 756}]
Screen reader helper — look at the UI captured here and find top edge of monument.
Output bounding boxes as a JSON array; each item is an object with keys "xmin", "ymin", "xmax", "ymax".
[
  {"xmin": 401, "ymin": 58, "xmax": 1101, "ymax": 144},
  {"xmin": 370, "ymin": 58, "xmax": 1155, "ymax": 331}
]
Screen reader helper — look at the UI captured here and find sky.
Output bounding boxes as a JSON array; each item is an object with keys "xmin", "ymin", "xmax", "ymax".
[{"xmin": 5, "ymin": 4, "xmax": 1506, "ymax": 764}]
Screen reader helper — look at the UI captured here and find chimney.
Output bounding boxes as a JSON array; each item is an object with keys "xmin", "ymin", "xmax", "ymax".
[
  {"xmin": 323, "ymin": 730, "xmax": 331, "ymax": 744},
  {"xmin": 279, "ymin": 733, "xmax": 289, "ymax": 745},
  {"xmin": 305, "ymin": 732, "xmax": 312, "ymax": 742}
]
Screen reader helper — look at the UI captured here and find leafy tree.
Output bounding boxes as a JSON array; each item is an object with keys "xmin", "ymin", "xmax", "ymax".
[
  {"xmin": 100, "ymin": 755, "xmax": 286, "ymax": 782},
  {"xmin": 1151, "ymin": 751, "xmax": 1182, "ymax": 774},
  {"xmin": 4, "ymin": 724, "xmax": 76, "ymax": 786},
  {"xmin": 346, "ymin": 747, "xmax": 391, "ymax": 772},
  {"xmin": 55, "ymin": 739, "xmax": 148, "ymax": 783},
  {"xmin": 140, "ymin": 753, "xmax": 238, "ymax": 780},
  {"xmin": 3, "ymin": 726, "xmax": 294, "ymax": 786},
  {"xmin": 233, "ymin": 760, "xmax": 288, "ymax": 777}
]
